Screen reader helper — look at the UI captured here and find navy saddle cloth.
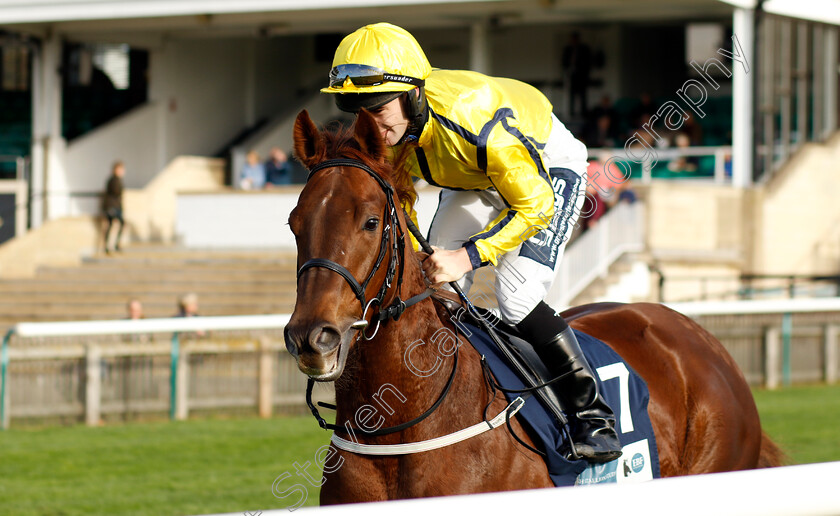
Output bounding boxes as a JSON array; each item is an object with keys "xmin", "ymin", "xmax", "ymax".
[{"xmin": 461, "ymin": 320, "xmax": 661, "ymax": 487}]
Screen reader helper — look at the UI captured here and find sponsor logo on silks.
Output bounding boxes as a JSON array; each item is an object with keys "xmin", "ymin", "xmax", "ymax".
[
  {"xmin": 519, "ymin": 168, "xmax": 581, "ymax": 269},
  {"xmin": 576, "ymin": 439, "xmax": 654, "ymax": 486},
  {"xmin": 630, "ymin": 452, "xmax": 645, "ymax": 474}
]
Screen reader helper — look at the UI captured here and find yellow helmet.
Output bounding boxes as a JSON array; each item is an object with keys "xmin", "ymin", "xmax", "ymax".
[{"xmin": 322, "ymin": 23, "xmax": 432, "ymax": 113}]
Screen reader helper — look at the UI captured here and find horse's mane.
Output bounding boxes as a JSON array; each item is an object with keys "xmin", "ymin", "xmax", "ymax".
[{"xmin": 322, "ymin": 122, "xmax": 417, "ymax": 211}]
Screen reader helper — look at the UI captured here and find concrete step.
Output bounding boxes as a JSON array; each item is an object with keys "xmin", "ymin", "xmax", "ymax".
[
  {"xmin": 569, "ymin": 253, "xmax": 649, "ymax": 307},
  {"xmin": 0, "ymin": 281, "xmax": 296, "ymax": 295},
  {"xmin": 89, "ymin": 244, "xmax": 297, "ymax": 261},
  {"xmin": 0, "ymin": 297, "xmax": 297, "ymax": 318},
  {"xmin": 81, "ymin": 255, "xmax": 298, "ymax": 269},
  {"xmin": 0, "ymin": 291, "xmax": 295, "ymax": 306},
  {"xmin": 0, "ymin": 300, "xmax": 294, "ymax": 316},
  {"xmin": 34, "ymin": 267, "xmax": 297, "ymax": 281},
  {"xmin": 0, "ymin": 244, "xmax": 307, "ymax": 327},
  {"xmin": 0, "ymin": 306, "xmax": 295, "ymax": 325}
]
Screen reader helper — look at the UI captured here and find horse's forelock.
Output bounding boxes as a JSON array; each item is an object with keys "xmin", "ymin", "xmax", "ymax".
[{"xmin": 320, "ymin": 124, "xmax": 417, "ymax": 210}]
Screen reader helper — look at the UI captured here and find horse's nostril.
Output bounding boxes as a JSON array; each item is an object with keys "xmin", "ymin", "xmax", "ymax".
[
  {"xmin": 313, "ymin": 326, "xmax": 341, "ymax": 352},
  {"xmin": 284, "ymin": 326, "xmax": 300, "ymax": 357}
]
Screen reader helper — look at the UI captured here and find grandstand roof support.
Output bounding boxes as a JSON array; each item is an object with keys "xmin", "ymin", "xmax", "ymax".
[
  {"xmin": 732, "ymin": 6, "xmax": 754, "ymax": 188},
  {"xmin": 469, "ymin": 18, "xmax": 491, "ymax": 75},
  {"xmin": 29, "ymin": 35, "xmax": 65, "ymax": 229},
  {"xmin": 822, "ymin": 27, "xmax": 837, "ymax": 140}
]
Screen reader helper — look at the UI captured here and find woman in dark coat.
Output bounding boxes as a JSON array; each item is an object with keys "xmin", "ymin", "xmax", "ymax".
[{"xmin": 103, "ymin": 161, "xmax": 125, "ymax": 254}]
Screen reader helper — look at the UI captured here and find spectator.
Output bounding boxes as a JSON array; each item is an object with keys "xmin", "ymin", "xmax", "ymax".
[
  {"xmin": 126, "ymin": 298, "xmax": 144, "ymax": 320},
  {"xmin": 123, "ymin": 298, "xmax": 150, "ymax": 343},
  {"xmin": 615, "ymin": 179, "xmax": 638, "ymax": 205},
  {"xmin": 264, "ymin": 147, "xmax": 292, "ymax": 186},
  {"xmin": 176, "ymin": 293, "xmax": 205, "ymax": 338},
  {"xmin": 562, "ymin": 32, "xmax": 592, "ymax": 117},
  {"xmin": 667, "ymin": 132, "xmax": 699, "ymax": 173},
  {"xmin": 629, "ymin": 93, "xmax": 656, "ymax": 132},
  {"xmin": 587, "ymin": 112, "xmax": 619, "ymax": 148},
  {"xmin": 177, "ymin": 293, "xmax": 200, "ymax": 317},
  {"xmin": 579, "ymin": 181, "xmax": 607, "ymax": 231},
  {"xmin": 103, "ymin": 160, "xmax": 125, "ymax": 254},
  {"xmin": 603, "ymin": 171, "xmax": 638, "ymax": 208},
  {"xmin": 240, "ymin": 150, "xmax": 266, "ymax": 190},
  {"xmin": 681, "ymin": 116, "xmax": 704, "ymax": 146},
  {"xmin": 585, "ymin": 96, "xmax": 618, "ymax": 147}
]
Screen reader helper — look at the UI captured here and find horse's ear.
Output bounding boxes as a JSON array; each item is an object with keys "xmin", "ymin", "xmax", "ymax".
[
  {"xmin": 293, "ymin": 110, "xmax": 325, "ymax": 168},
  {"xmin": 355, "ymin": 109, "xmax": 387, "ymax": 162}
]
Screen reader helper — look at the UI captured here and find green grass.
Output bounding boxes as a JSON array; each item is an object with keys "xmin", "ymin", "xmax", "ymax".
[
  {"xmin": 1, "ymin": 385, "xmax": 838, "ymax": 515},
  {"xmin": 0, "ymin": 416, "xmax": 330, "ymax": 516},
  {"xmin": 752, "ymin": 384, "xmax": 840, "ymax": 465}
]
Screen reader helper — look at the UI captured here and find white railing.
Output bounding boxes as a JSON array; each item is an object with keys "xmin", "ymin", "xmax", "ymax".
[
  {"xmin": 1, "ymin": 314, "xmax": 292, "ymax": 429},
  {"xmin": 666, "ymin": 297, "xmax": 840, "ymax": 389},
  {"xmin": 201, "ymin": 461, "xmax": 840, "ymax": 516},
  {"xmin": 667, "ymin": 297, "xmax": 840, "ymax": 316},
  {"xmin": 548, "ymin": 201, "xmax": 645, "ymax": 308},
  {"xmin": 589, "ymin": 145, "xmax": 732, "ymax": 184}
]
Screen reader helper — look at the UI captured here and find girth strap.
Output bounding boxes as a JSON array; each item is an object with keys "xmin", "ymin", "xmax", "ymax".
[{"xmin": 330, "ymin": 397, "xmax": 525, "ymax": 455}]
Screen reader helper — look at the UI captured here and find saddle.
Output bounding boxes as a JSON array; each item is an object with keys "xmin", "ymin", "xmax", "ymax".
[
  {"xmin": 431, "ymin": 290, "xmax": 660, "ymax": 487},
  {"xmin": 431, "ymin": 290, "xmax": 577, "ymax": 452}
]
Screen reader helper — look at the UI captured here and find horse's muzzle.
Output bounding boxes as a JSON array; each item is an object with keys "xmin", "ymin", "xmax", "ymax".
[{"xmin": 284, "ymin": 321, "xmax": 348, "ymax": 381}]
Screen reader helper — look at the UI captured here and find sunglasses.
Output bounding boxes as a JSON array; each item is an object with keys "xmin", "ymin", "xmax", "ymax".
[{"xmin": 329, "ymin": 64, "xmax": 425, "ymax": 89}]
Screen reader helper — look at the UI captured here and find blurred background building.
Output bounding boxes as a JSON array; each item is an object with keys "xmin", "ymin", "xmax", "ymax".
[
  {"xmin": 0, "ymin": 0, "xmax": 838, "ymax": 428},
  {"xmin": 0, "ymin": 0, "xmax": 837, "ymax": 311}
]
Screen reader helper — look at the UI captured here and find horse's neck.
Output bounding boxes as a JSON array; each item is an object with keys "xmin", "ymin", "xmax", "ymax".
[{"xmin": 333, "ymin": 260, "xmax": 458, "ymax": 428}]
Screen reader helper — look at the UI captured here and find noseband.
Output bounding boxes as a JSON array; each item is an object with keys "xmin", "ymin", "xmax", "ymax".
[{"xmin": 297, "ymin": 158, "xmax": 409, "ymax": 339}]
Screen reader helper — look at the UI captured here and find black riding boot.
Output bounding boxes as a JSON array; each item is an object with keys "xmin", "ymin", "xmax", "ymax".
[{"xmin": 517, "ymin": 302, "xmax": 622, "ymax": 463}]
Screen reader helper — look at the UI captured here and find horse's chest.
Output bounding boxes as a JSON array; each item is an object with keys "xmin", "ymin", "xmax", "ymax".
[{"xmin": 321, "ymin": 451, "xmax": 470, "ymax": 502}]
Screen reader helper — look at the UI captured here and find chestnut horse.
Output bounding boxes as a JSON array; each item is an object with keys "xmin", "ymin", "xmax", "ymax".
[{"xmin": 284, "ymin": 109, "xmax": 783, "ymax": 504}]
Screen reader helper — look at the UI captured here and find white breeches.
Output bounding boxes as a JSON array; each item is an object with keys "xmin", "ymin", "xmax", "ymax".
[{"xmin": 427, "ymin": 114, "xmax": 588, "ymax": 324}]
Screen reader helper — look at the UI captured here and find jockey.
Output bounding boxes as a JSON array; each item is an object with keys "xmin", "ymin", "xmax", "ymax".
[{"xmin": 321, "ymin": 22, "xmax": 621, "ymax": 463}]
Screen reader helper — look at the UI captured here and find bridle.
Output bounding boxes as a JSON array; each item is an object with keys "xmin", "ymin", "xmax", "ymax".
[
  {"xmin": 297, "ymin": 158, "xmax": 425, "ymax": 340},
  {"xmin": 298, "ymin": 156, "xmax": 453, "ymax": 439}
]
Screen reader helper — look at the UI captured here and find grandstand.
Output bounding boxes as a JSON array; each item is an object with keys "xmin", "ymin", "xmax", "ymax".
[
  {"xmin": 0, "ymin": 1, "xmax": 837, "ymax": 322},
  {"xmin": 0, "ymin": 246, "xmax": 298, "ymax": 326}
]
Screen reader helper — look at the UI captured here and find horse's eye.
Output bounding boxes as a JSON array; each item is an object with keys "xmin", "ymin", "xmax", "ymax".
[{"xmin": 363, "ymin": 218, "xmax": 379, "ymax": 231}]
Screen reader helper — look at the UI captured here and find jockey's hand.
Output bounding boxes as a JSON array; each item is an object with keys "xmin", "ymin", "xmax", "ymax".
[{"xmin": 419, "ymin": 246, "xmax": 472, "ymax": 287}]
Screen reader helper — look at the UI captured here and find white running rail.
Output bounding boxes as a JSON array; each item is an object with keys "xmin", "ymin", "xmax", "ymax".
[
  {"xmin": 667, "ymin": 297, "xmax": 840, "ymax": 316},
  {"xmin": 201, "ymin": 461, "xmax": 840, "ymax": 516},
  {"xmin": 1, "ymin": 314, "xmax": 292, "ymax": 429}
]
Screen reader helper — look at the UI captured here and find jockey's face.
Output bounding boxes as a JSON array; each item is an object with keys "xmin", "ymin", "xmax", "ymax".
[{"xmin": 366, "ymin": 96, "xmax": 409, "ymax": 147}]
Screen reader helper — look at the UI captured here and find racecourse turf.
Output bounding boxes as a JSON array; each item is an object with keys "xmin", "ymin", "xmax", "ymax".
[
  {"xmin": 752, "ymin": 383, "xmax": 840, "ymax": 465},
  {"xmin": 0, "ymin": 416, "xmax": 330, "ymax": 515},
  {"xmin": 0, "ymin": 384, "xmax": 838, "ymax": 515}
]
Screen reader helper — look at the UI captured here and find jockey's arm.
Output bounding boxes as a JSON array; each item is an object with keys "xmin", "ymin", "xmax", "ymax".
[
  {"xmin": 420, "ymin": 136, "xmax": 555, "ymax": 285},
  {"xmin": 462, "ymin": 130, "xmax": 556, "ymax": 268}
]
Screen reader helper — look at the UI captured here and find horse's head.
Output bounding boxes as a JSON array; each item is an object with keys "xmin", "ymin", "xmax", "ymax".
[{"xmin": 284, "ymin": 109, "xmax": 408, "ymax": 381}]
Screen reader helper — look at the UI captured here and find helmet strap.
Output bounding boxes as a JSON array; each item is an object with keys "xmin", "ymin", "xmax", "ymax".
[{"xmin": 401, "ymin": 88, "xmax": 428, "ymax": 143}]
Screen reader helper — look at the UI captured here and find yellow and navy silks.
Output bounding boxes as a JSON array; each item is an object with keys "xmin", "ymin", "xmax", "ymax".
[{"xmin": 399, "ymin": 69, "xmax": 557, "ymax": 269}]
